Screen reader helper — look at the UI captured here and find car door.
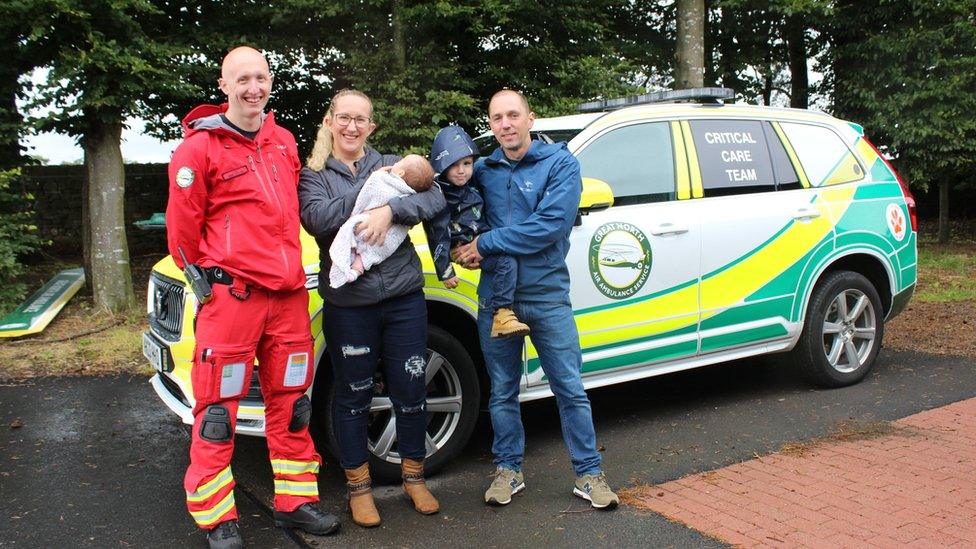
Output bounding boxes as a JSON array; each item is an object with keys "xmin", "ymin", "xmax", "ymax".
[
  {"xmin": 524, "ymin": 119, "xmax": 702, "ymax": 387},
  {"xmin": 686, "ymin": 118, "xmax": 837, "ymax": 354}
]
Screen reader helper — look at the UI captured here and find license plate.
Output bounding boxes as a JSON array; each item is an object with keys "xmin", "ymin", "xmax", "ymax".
[{"xmin": 142, "ymin": 332, "xmax": 165, "ymax": 372}]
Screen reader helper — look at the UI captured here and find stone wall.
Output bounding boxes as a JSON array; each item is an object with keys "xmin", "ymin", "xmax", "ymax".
[{"xmin": 18, "ymin": 163, "xmax": 169, "ymax": 257}]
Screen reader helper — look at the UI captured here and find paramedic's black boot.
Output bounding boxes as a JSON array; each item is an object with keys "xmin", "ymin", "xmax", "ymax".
[
  {"xmin": 274, "ymin": 503, "xmax": 341, "ymax": 536},
  {"xmin": 207, "ymin": 520, "xmax": 243, "ymax": 549}
]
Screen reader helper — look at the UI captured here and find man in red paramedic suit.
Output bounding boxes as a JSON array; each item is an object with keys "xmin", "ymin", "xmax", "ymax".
[{"xmin": 166, "ymin": 46, "xmax": 339, "ymax": 549}]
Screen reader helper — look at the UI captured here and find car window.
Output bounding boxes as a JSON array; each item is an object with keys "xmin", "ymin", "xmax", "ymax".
[
  {"xmin": 778, "ymin": 122, "xmax": 864, "ymax": 186},
  {"xmin": 766, "ymin": 124, "xmax": 801, "ymax": 190},
  {"xmin": 474, "ymin": 130, "xmax": 583, "ymax": 157},
  {"xmin": 577, "ymin": 122, "xmax": 676, "ymax": 206},
  {"xmin": 689, "ymin": 120, "xmax": 782, "ymax": 197}
]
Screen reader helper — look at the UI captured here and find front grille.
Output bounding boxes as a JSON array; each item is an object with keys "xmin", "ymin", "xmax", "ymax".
[
  {"xmin": 242, "ymin": 368, "xmax": 264, "ymax": 405},
  {"xmin": 159, "ymin": 373, "xmax": 190, "ymax": 407},
  {"xmin": 148, "ymin": 272, "xmax": 186, "ymax": 342}
]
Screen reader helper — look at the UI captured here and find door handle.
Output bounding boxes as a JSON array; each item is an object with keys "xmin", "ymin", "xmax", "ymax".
[
  {"xmin": 650, "ymin": 222, "xmax": 689, "ymax": 236},
  {"xmin": 791, "ymin": 207, "xmax": 821, "ymax": 222}
]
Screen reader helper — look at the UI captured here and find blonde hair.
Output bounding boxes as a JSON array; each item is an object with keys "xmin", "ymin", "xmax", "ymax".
[{"xmin": 306, "ymin": 89, "xmax": 373, "ymax": 171}]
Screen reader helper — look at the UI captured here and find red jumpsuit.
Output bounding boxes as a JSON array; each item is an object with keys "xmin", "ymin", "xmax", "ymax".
[{"xmin": 166, "ymin": 103, "xmax": 320, "ymax": 529}]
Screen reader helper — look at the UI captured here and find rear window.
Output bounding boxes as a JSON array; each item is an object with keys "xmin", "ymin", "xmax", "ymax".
[{"xmin": 778, "ymin": 122, "xmax": 864, "ymax": 186}]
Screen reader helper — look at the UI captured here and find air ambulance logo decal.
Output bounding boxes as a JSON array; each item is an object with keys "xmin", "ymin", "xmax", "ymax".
[
  {"xmin": 886, "ymin": 203, "xmax": 906, "ymax": 242},
  {"xmin": 589, "ymin": 222, "xmax": 652, "ymax": 299}
]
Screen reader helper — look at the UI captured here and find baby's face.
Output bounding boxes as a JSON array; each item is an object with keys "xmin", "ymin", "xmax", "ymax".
[{"xmin": 445, "ymin": 157, "xmax": 474, "ymax": 186}]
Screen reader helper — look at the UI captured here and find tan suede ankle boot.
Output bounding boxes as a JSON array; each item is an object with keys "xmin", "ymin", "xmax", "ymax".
[
  {"xmin": 401, "ymin": 458, "xmax": 439, "ymax": 514},
  {"xmin": 345, "ymin": 463, "xmax": 381, "ymax": 527}
]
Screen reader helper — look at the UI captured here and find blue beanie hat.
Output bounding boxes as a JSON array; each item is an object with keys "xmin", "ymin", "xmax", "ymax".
[{"xmin": 429, "ymin": 125, "xmax": 480, "ymax": 175}]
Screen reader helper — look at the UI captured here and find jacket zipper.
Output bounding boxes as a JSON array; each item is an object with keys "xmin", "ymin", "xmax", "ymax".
[{"xmin": 256, "ymin": 145, "xmax": 289, "ymax": 275}]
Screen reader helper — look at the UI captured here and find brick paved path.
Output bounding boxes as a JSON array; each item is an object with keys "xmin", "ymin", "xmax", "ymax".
[{"xmin": 623, "ymin": 397, "xmax": 976, "ymax": 548}]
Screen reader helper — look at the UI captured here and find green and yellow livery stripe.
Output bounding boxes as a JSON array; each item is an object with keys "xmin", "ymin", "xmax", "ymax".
[
  {"xmin": 680, "ymin": 121, "xmax": 704, "ymax": 198},
  {"xmin": 671, "ymin": 122, "xmax": 691, "ymax": 199}
]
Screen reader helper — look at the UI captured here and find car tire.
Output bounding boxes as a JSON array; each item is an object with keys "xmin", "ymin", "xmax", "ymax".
[
  {"xmin": 791, "ymin": 270, "xmax": 885, "ymax": 388},
  {"xmin": 312, "ymin": 324, "xmax": 480, "ymax": 484}
]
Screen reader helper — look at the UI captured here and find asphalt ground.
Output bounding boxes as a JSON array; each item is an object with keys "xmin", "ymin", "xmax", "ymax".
[{"xmin": 1, "ymin": 348, "xmax": 974, "ymax": 548}]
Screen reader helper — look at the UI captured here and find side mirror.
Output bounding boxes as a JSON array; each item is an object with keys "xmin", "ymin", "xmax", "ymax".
[{"xmin": 579, "ymin": 177, "xmax": 614, "ymax": 214}]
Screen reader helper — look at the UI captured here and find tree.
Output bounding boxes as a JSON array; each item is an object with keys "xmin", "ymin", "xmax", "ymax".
[
  {"xmin": 0, "ymin": 1, "xmax": 63, "ymax": 169},
  {"xmin": 709, "ymin": 0, "xmax": 830, "ymax": 106},
  {"xmin": 675, "ymin": 0, "xmax": 705, "ymax": 88},
  {"xmin": 28, "ymin": 1, "xmax": 200, "ymax": 312},
  {"xmin": 827, "ymin": 0, "xmax": 976, "ymax": 242}
]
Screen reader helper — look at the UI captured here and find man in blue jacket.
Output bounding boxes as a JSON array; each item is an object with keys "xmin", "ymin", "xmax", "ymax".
[{"xmin": 454, "ymin": 89, "xmax": 618, "ymax": 509}]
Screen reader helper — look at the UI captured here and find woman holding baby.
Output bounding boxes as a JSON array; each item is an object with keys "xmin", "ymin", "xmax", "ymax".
[{"xmin": 298, "ymin": 89, "xmax": 444, "ymax": 527}]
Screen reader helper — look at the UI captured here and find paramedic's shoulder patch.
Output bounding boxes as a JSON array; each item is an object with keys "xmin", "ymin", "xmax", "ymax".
[{"xmin": 175, "ymin": 166, "xmax": 195, "ymax": 188}]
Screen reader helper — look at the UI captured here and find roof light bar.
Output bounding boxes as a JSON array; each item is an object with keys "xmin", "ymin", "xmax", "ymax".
[{"xmin": 578, "ymin": 87, "xmax": 735, "ymax": 113}]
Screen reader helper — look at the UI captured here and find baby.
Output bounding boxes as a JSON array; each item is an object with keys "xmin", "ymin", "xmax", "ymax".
[
  {"xmin": 329, "ymin": 154, "xmax": 434, "ymax": 288},
  {"xmin": 424, "ymin": 125, "xmax": 529, "ymax": 338}
]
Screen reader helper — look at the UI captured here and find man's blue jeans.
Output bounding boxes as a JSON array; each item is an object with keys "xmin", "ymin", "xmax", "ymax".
[{"xmin": 477, "ymin": 300, "xmax": 602, "ymax": 476}]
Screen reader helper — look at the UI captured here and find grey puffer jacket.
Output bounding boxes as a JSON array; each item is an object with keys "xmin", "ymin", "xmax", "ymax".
[{"xmin": 298, "ymin": 146, "xmax": 445, "ymax": 307}]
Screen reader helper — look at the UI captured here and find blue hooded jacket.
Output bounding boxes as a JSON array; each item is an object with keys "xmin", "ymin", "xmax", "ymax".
[{"xmin": 474, "ymin": 140, "xmax": 581, "ymax": 304}]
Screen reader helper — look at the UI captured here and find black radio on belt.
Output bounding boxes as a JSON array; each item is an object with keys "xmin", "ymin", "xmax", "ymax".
[{"xmin": 177, "ymin": 246, "xmax": 213, "ymax": 304}]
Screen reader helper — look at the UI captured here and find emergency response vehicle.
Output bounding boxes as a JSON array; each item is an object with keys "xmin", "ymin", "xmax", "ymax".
[{"xmin": 144, "ymin": 88, "xmax": 917, "ymax": 480}]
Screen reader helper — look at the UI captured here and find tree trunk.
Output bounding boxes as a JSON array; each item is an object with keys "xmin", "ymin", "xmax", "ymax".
[
  {"xmin": 82, "ymin": 119, "xmax": 135, "ymax": 312},
  {"xmin": 0, "ymin": 67, "xmax": 23, "ymax": 170},
  {"xmin": 786, "ymin": 15, "xmax": 809, "ymax": 109},
  {"xmin": 392, "ymin": 0, "xmax": 406, "ymax": 72},
  {"xmin": 675, "ymin": 0, "xmax": 705, "ymax": 89},
  {"xmin": 938, "ymin": 180, "xmax": 949, "ymax": 243},
  {"xmin": 703, "ymin": 3, "xmax": 715, "ymax": 86}
]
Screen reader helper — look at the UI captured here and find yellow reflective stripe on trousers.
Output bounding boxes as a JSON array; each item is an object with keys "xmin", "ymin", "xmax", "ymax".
[
  {"xmin": 274, "ymin": 479, "xmax": 319, "ymax": 496},
  {"xmin": 190, "ymin": 492, "xmax": 236, "ymax": 526},
  {"xmin": 270, "ymin": 459, "xmax": 320, "ymax": 476},
  {"xmin": 186, "ymin": 467, "xmax": 234, "ymax": 502}
]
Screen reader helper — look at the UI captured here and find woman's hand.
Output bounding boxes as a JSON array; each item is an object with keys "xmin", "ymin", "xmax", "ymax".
[
  {"xmin": 355, "ymin": 205, "xmax": 393, "ymax": 246},
  {"xmin": 443, "ymin": 276, "xmax": 459, "ymax": 289}
]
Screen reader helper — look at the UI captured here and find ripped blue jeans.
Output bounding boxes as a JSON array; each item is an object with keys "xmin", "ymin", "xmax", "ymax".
[{"xmin": 322, "ymin": 290, "xmax": 429, "ymax": 469}]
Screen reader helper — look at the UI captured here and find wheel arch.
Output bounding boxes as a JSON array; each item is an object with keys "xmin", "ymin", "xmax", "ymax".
[
  {"xmin": 799, "ymin": 249, "xmax": 895, "ymax": 324},
  {"xmin": 425, "ymin": 298, "xmax": 488, "ymax": 398}
]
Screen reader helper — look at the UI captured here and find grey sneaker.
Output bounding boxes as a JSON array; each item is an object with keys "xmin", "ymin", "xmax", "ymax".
[
  {"xmin": 484, "ymin": 467, "xmax": 525, "ymax": 505},
  {"xmin": 573, "ymin": 472, "xmax": 619, "ymax": 509}
]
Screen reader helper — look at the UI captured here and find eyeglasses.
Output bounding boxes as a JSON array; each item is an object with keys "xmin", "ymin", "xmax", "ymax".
[{"xmin": 333, "ymin": 113, "xmax": 372, "ymax": 128}]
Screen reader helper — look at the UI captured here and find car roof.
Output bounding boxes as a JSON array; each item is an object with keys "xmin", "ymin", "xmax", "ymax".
[
  {"xmin": 535, "ymin": 102, "xmax": 843, "ymax": 131},
  {"xmin": 476, "ymin": 103, "xmax": 853, "ymax": 144}
]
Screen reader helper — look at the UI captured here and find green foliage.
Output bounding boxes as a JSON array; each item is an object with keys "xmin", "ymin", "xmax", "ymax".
[
  {"xmin": 826, "ymin": 0, "xmax": 976, "ymax": 193},
  {"xmin": 27, "ymin": 1, "xmax": 199, "ymax": 140},
  {"xmin": 0, "ymin": 169, "xmax": 46, "ymax": 315}
]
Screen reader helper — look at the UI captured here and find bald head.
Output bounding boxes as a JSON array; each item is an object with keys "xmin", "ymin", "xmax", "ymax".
[
  {"xmin": 221, "ymin": 46, "xmax": 269, "ymax": 80},
  {"xmin": 218, "ymin": 46, "xmax": 272, "ymax": 132}
]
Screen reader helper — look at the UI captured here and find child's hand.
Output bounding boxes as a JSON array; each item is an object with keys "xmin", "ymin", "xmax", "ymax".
[{"xmin": 443, "ymin": 276, "xmax": 459, "ymax": 289}]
